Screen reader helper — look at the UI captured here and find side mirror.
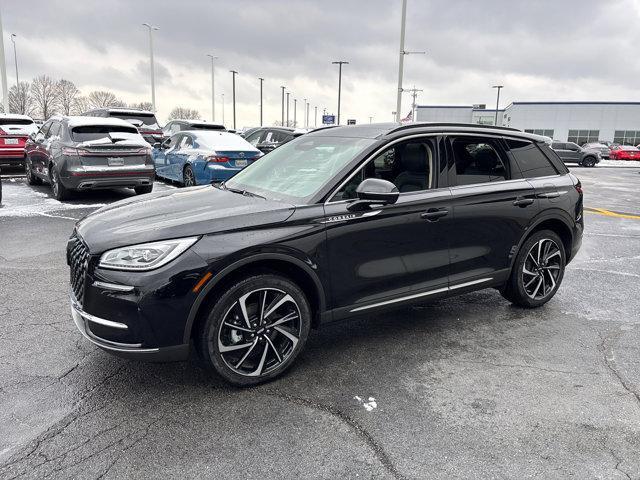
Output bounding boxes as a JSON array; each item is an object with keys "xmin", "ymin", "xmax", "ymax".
[{"xmin": 351, "ymin": 178, "xmax": 399, "ymax": 207}]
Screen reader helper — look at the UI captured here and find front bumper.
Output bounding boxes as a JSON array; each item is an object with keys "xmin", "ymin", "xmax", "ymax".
[{"xmin": 70, "ymin": 292, "xmax": 189, "ymax": 362}]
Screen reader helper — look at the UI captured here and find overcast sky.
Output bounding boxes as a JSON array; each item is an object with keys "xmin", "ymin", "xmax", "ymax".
[{"xmin": 4, "ymin": 0, "xmax": 640, "ymax": 127}]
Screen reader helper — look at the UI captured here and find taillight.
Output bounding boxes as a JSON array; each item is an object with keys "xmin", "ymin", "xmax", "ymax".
[
  {"xmin": 207, "ymin": 155, "xmax": 230, "ymax": 163},
  {"xmin": 0, "ymin": 127, "xmax": 5, "ymax": 136},
  {"xmin": 574, "ymin": 180, "xmax": 583, "ymax": 195}
]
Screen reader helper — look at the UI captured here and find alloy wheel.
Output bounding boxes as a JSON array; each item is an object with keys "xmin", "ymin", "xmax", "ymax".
[
  {"xmin": 522, "ymin": 238, "xmax": 562, "ymax": 300},
  {"xmin": 51, "ymin": 169, "xmax": 59, "ymax": 197},
  {"xmin": 216, "ymin": 288, "xmax": 302, "ymax": 377},
  {"xmin": 184, "ymin": 167, "xmax": 195, "ymax": 187}
]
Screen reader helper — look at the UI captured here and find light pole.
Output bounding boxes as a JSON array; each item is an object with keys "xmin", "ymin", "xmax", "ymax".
[
  {"xmin": 293, "ymin": 98, "xmax": 297, "ymax": 127},
  {"xmin": 332, "ymin": 60, "xmax": 348, "ymax": 125},
  {"xmin": 314, "ymin": 106, "xmax": 317, "ymax": 127},
  {"xmin": 0, "ymin": 7, "xmax": 11, "ymax": 113},
  {"xmin": 492, "ymin": 85, "xmax": 503, "ymax": 126},
  {"xmin": 394, "ymin": 0, "xmax": 425, "ymax": 122},
  {"xmin": 142, "ymin": 23, "xmax": 159, "ymax": 112},
  {"xmin": 280, "ymin": 86, "xmax": 285, "ymax": 126},
  {"xmin": 306, "ymin": 102, "xmax": 310, "ymax": 129},
  {"xmin": 10, "ymin": 34, "xmax": 17, "ymax": 88},
  {"xmin": 369, "ymin": 116, "xmax": 373, "ymax": 124},
  {"xmin": 230, "ymin": 70, "xmax": 238, "ymax": 130},
  {"xmin": 286, "ymin": 92, "xmax": 290, "ymax": 127},
  {"xmin": 303, "ymin": 98, "xmax": 307, "ymax": 127},
  {"xmin": 221, "ymin": 93, "xmax": 225, "ymax": 125},
  {"xmin": 206, "ymin": 54, "xmax": 218, "ymax": 122},
  {"xmin": 258, "ymin": 77, "xmax": 264, "ymax": 126}
]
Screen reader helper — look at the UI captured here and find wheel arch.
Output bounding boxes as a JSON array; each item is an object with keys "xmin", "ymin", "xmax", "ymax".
[
  {"xmin": 510, "ymin": 213, "xmax": 574, "ymax": 271},
  {"xmin": 183, "ymin": 253, "xmax": 327, "ymax": 344}
]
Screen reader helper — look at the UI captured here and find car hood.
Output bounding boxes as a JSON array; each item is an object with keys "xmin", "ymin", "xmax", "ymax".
[{"xmin": 76, "ymin": 186, "xmax": 296, "ymax": 253}]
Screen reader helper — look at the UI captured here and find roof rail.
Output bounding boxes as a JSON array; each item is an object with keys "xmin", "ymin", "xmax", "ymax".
[{"xmin": 387, "ymin": 122, "xmax": 521, "ymax": 135}]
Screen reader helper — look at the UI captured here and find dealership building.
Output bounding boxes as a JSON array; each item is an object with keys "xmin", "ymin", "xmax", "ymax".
[{"xmin": 415, "ymin": 101, "xmax": 640, "ymax": 145}]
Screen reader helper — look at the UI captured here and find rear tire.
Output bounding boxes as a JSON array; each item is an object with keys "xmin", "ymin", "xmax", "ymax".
[
  {"xmin": 50, "ymin": 166, "xmax": 71, "ymax": 201},
  {"xmin": 196, "ymin": 274, "xmax": 311, "ymax": 386},
  {"xmin": 25, "ymin": 158, "xmax": 42, "ymax": 185},
  {"xmin": 183, "ymin": 165, "xmax": 196, "ymax": 187},
  {"xmin": 134, "ymin": 185, "xmax": 153, "ymax": 195},
  {"xmin": 501, "ymin": 230, "xmax": 566, "ymax": 308},
  {"xmin": 581, "ymin": 156, "xmax": 596, "ymax": 167}
]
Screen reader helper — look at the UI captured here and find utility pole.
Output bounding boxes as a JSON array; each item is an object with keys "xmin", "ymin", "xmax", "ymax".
[
  {"xmin": 286, "ymin": 92, "xmax": 290, "ymax": 127},
  {"xmin": 206, "ymin": 54, "xmax": 218, "ymax": 122},
  {"xmin": 280, "ymin": 86, "xmax": 285, "ymax": 126},
  {"xmin": 314, "ymin": 106, "xmax": 317, "ymax": 127},
  {"xmin": 10, "ymin": 34, "xmax": 17, "ymax": 88},
  {"xmin": 0, "ymin": 7, "xmax": 9, "ymax": 113},
  {"xmin": 492, "ymin": 85, "xmax": 503, "ymax": 126},
  {"xmin": 221, "ymin": 93, "xmax": 225, "ymax": 125},
  {"xmin": 332, "ymin": 61, "xmax": 348, "ymax": 125},
  {"xmin": 142, "ymin": 23, "xmax": 159, "ymax": 112},
  {"xmin": 230, "ymin": 70, "xmax": 238, "ymax": 129},
  {"xmin": 293, "ymin": 98, "xmax": 297, "ymax": 127},
  {"xmin": 405, "ymin": 86, "xmax": 423, "ymax": 122},
  {"xmin": 369, "ymin": 116, "xmax": 373, "ymax": 124},
  {"xmin": 395, "ymin": 0, "xmax": 425, "ymax": 122},
  {"xmin": 303, "ymin": 98, "xmax": 307, "ymax": 127},
  {"xmin": 306, "ymin": 102, "xmax": 310, "ymax": 129},
  {"xmin": 258, "ymin": 77, "xmax": 264, "ymax": 126}
]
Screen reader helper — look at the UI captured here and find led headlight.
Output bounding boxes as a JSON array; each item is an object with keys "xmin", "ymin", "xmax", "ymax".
[{"xmin": 98, "ymin": 237, "xmax": 199, "ymax": 271}]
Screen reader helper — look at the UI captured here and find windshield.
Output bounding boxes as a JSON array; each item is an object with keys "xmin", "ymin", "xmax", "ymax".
[
  {"xmin": 71, "ymin": 125, "xmax": 140, "ymax": 142},
  {"xmin": 225, "ymin": 135, "xmax": 375, "ymax": 203},
  {"xmin": 109, "ymin": 112, "xmax": 159, "ymax": 129}
]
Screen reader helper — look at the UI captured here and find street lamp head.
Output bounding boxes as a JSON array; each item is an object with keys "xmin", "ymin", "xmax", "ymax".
[
  {"xmin": 332, "ymin": 60, "xmax": 350, "ymax": 65},
  {"xmin": 206, "ymin": 54, "xmax": 218, "ymax": 60},
  {"xmin": 10, "ymin": 33, "xmax": 16, "ymax": 42},
  {"xmin": 142, "ymin": 23, "xmax": 159, "ymax": 30},
  {"xmin": 492, "ymin": 85, "xmax": 504, "ymax": 89}
]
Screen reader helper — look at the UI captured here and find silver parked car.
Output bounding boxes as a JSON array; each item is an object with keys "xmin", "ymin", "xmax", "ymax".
[
  {"xmin": 551, "ymin": 141, "xmax": 600, "ymax": 167},
  {"xmin": 582, "ymin": 142, "xmax": 610, "ymax": 159},
  {"xmin": 24, "ymin": 116, "xmax": 155, "ymax": 200}
]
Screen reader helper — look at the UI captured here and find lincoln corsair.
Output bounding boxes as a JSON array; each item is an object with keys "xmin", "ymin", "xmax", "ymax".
[{"xmin": 68, "ymin": 123, "xmax": 583, "ymax": 385}]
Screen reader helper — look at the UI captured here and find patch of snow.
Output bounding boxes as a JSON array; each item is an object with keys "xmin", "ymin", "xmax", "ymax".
[
  {"xmin": 599, "ymin": 159, "xmax": 640, "ymax": 167},
  {"xmin": 354, "ymin": 396, "xmax": 377, "ymax": 412}
]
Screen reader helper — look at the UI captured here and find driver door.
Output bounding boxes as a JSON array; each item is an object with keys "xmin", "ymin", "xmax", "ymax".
[
  {"xmin": 155, "ymin": 134, "xmax": 179, "ymax": 179},
  {"xmin": 323, "ymin": 136, "xmax": 452, "ymax": 316}
]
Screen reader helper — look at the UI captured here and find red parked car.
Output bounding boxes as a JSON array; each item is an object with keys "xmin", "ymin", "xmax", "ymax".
[
  {"xmin": 610, "ymin": 145, "xmax": 640, "ymax": 160},
  {"xmin": 0, "ymin": 114, "xmax": 38, "ymax": 166}
]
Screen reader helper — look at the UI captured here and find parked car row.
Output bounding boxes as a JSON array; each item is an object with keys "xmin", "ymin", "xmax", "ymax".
[{"xmin": 550, "ymin": 141, "xmax": 600, "ymax": 167}]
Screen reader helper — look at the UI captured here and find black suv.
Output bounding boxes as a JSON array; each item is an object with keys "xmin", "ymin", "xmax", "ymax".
[
  {"xmin": 243, "ymin": 127, "xmax": 304, "ymax": 153},
  {"xmin": 83, "ymin": 108, "xmax": 163, "ymax": 145},
  {"xmin": 68, "ymin": 123, "xmax": 583, "ymax": 385},
  {"xmin": 551, "ymin": 141, "xmax": 600, "ymax": 167}
]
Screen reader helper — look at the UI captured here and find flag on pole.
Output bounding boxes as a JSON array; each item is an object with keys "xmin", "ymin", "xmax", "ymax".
[{"xmin": 401, "ymin": 110, "xmax": 413, "ymax": 123}]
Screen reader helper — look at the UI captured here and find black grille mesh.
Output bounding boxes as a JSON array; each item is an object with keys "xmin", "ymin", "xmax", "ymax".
[{"xmin": 69, "ymin": 236, "xmax": 90, "ymax": 305}]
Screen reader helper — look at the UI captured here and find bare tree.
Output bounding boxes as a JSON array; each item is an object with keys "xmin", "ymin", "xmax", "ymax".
[
  {"xmin": 72, "ymin": 96, "xmax": 90, "ymax": 115},
  {"xmin": 168, "ymin": 107, "xmax": 200, "ymax": 120},
  {"xmin": 87, "ymin": 90, "xmax": 126, "ymax": 109},
  {"xmin": 129, "ymin": 101, "xmax": 153, "ymax": 111},
  {"xmin": 56, "ymin": 79, "xmax": 80, "ymax": 115},
  {"xmin": 31, "ymin": 75, "xmax": 59, "ymax": 119},
  {"xmin": 9, "ymin": 81, "xmax": 35, "ymax": 116}
]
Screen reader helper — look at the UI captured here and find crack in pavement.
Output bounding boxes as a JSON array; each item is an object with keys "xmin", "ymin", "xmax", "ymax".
[
  {"xmin": 597, "ymin": 330, "xmax": 640, "ymax": 407},
  {"xmin": 261, "ymin": 391, "xmax": 405, "ymax": 480},
  {"xmin": 609, "ymin": 448, "xmax": 632, "ymax": 480},
  {"xmin": 452, "ymin": 359, "xmax": 599, "ymax": 376}
]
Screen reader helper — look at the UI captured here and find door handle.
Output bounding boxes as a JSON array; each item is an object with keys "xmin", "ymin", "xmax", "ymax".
[
  {"xmin": 420, "ymin": 208, "xmax": 449, "ymax": 221},
  {"xmin": 537, "ymin": 192, "xmax": 560, "ymax": 199},
  {"xmin": 513, "ymin": 197, "xmax": 534, "ymax": 207}
]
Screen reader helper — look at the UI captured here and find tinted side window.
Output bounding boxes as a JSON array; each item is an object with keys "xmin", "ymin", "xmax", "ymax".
[
  {"xmin": 450, "ymin": 136, "xmax": 509, "ymax": 186},
  {"xmin": 538, "ymin": 144, "xmax": 569, "ymax": 174},
  {"xmin": 506, "ymin": 139, "xmax": 558, "ymax": 178},
  {"xmin": 47, "ymin": 121, "xmax": 62, "ymax": 139},
  {"xmin": 551, "ymin": 142, "xmax": 565, "ymax": 150},
  {"xmin": 245, "ymin": 130, "xmax": 264, "ymax": 146}
]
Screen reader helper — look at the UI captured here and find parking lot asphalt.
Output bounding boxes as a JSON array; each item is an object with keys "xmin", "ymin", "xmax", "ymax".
[{"xmin": 1, "ymin": 165, "xmax": 639, "ymax": 479}]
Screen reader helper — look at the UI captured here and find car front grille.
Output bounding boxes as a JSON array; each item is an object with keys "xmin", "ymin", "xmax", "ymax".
[{"xmin": 69, "ymin": 235, "xmax": 90, "ymax": 305}]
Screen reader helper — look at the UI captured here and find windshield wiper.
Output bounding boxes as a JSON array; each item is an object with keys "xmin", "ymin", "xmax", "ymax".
[{"xmin": 221, "ymin": 183, "xmax": 265, "ymax": 200}]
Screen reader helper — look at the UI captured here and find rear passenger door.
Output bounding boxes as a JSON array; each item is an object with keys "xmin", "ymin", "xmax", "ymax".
[{"xmin": 446, "ymin": 135, "xmax": 538, "ymax": 285}]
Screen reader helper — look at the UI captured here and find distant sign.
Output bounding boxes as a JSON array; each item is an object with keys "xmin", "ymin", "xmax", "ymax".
[
  {"xmin": 347, "ymin": 119, "xmax": 356, "ymax": 125},
  {"xmin": 322, "ymin": 115, "xmax": 335, "ymax": 125}
]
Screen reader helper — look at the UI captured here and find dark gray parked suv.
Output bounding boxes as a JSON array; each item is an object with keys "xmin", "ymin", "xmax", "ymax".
[
  {"xmin": 24, "ymin": 116, "xmax": 155, "ymax": 200},
  {"xmin": 551, "ymin": 141, "xmax": 600, "ymax": 167}
]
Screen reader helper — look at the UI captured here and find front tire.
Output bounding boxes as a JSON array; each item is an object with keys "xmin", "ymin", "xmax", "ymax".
[
  {"xmin": 501, "ymin": 230, "xmax": 566, "ymax": 308},
  {"xmin": 25, "ymin": 158, "xmax": 42, "ymax": 185},
  {"xmin": 196, "ymin": 274, "xmax": 311, "ymax": 386},
  {"xmin": 134, "ymin": 185, "xmax": 153, "ymax": 195}
]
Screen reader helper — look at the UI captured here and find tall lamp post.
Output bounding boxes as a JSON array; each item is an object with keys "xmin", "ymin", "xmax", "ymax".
[
  {"xmin": 221, "ymin": 93, "xmax": 225, "ymax": 125},
  {"xmin": 293, "ymin": 98, "xmax": 297, "ymax": 127},
  {"xmin": 492, "ymin": 85, "xmax": 503, "ymax": 126},
  {"xmin": 280, "ymin": 86, "xmax": 285, "ymax": 126},
  {"xmin": 230, "ymin": 70, "xmax": 238, "ymax": 130},
  {"xmin": 286, "ymin": 91, "xmax": 290, "ymax": 127},
  {"xmin": 258, "ymin": 77, "xmax": 264, "ymax": 126},
  {"xmin": 331, "ymin": 60, "xmax": 348, "ymax": 125},
  {"xmin": 10, "ymin": 34, "xmax": 17, "ymax": 88},
  {"xmin": 314, "ymin": 106, "xmax": 317, "ymax": 127},
  {"xmin": 142, "ymin": 23, "xmax": 159, "ymax": 112},
  {"xmin": 303, "ymin": 98, "xmax": 307, "ymax": 127},
  {"xmin": 206, "ymin": 54, "xmax": 218, "ymax": 122},
  {"xmin": 0, "ymin": 6, "xmax": 9, "ymax": 113}
]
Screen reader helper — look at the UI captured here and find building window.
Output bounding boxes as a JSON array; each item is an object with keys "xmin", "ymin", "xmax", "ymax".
[
  {"xmin": 567, "ymin": 129, "xmax": 599, "ymax": 146},
  {"xmin": 476, "ymin": 117, "xmax": 494, "ymax": 125},
  {"xmin": 524, "ymin": 129, "xmax": 554, "ymax": 138},
  {"xmin": 613, "ymin": 130, "xmax": 640, "ymax": 146}
]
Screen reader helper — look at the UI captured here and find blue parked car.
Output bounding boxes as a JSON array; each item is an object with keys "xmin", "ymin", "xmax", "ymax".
[{"xmin": 152, "ymin": 130, "xmax": 262, "ymax": 186}]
